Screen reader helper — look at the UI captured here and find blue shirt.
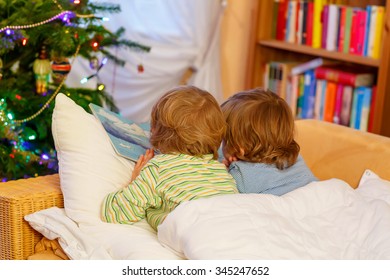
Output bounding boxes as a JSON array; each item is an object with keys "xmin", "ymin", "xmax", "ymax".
[{"xmin": 228, "ymin": 155, "xmax": 317, "ymax": 196}]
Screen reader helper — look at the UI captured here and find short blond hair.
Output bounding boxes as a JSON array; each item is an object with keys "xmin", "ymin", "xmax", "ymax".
[
  {"xmin": 150, "ymin": 85, "xmax": 225, "ymax": 160},
  {"xmin": 221, "ymin": 88, "xmax": 299, "ymax": 169}
]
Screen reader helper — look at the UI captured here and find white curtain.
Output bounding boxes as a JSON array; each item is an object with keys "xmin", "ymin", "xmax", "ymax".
[{"xmin": 66, "ymin": 0, "xmax": 225, "ymax": 122}]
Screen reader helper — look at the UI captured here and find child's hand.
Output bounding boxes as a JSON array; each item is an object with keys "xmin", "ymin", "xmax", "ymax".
[
  {"xmin": 130, "ymin": 149, "xmax": 155, "ymax": 182},
  {"xmin": 223, "ymin": 156, "xmax": 237, "ymax": 168}
]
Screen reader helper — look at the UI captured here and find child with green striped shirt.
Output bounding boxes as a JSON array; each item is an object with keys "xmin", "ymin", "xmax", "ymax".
[{"xmin": 102, "ymin": 85, "xmax": 238, "ymax": 231}]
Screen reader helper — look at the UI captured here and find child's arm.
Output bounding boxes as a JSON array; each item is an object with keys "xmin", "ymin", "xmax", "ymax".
[
  {"xmin": 101, "ymin": 163, "xmax": 161, "ymax": 224},
  {"xmin": 131, "ymin": 149, "xmax": 155, "ymax": 182}
]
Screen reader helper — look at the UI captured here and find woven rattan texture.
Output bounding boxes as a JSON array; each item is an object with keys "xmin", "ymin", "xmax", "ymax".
[{"xmin": 0, "ymin": 174, "xmax": 63, "ymax": 260}]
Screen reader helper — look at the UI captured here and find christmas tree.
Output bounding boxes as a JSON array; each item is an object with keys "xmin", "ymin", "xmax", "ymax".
[{"xmin": 0, "ymin": 0, "xmax": 150, "ymax": 181}]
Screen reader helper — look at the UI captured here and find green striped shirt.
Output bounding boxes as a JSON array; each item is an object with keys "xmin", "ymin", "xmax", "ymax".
[{"xmin": 102, "ymin": 153, "xmax": 238, "ymax": 231}]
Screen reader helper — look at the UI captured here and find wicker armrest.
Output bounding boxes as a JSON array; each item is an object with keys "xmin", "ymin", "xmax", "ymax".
[{"xmin": 0, "ymin": 174, "xmax": 63, "ymax": 260}]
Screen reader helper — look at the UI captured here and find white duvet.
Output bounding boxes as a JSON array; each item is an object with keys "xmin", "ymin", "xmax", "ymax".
[{"xmin": 158, "ymin": 179, "xmax": 390, "ymax": 259}]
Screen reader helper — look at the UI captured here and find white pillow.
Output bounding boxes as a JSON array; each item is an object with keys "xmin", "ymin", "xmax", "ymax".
[
  {"xmin": 356, "ymin": 169, "xmax": 390, "ymax": 205},
  {"xmin": 24, "ymin": 207, "xmax": 112, "ymax": 260},
  {"xmin": 52, "ymin": 93, "xmax": 134, "ymax": 224},
  {"xmin": 25, "ymin": 207, "xmax": 183, "ymax": 260}
]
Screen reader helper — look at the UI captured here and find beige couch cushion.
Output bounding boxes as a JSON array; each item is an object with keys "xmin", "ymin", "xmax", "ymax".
[{"xmin": 295, "ymin": 119, "xmax": 390, "ymax": 188}]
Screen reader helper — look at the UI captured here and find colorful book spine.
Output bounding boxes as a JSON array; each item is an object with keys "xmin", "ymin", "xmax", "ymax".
[
  {"xmin": 314, "ymin": 67, "xmax": 374, "ymax": 87},
  {"xmin": 367, "ymin": 5, "xmax": 378, "ymax": 57},
  {"xmin": 343, "ymin": 7, "xmax": 353, "ymax": 54},
  {"xmin": 353, "ymin": 88, "xmax": 365, "ymax": 129},
  {"xmin": 276, "ymin": 0, "xmax": 288, "ymax": 40},
  {"xmin": 291, "ymin": 57, "xmax": 324, "ymax": 76},
  {"xmin": 349, "ymin": 88, "xmax": 358, "ymax": 128},
  {"xmin": 314, "ymin": 79, "xmax": 327, "ymax": 120},
  {"xmin": 301, "ymin": 1, "xmax": 309, "ymax": 45},
  {"xmin": 296, "ymin": 74, "xmax": 306, "ymax": 118},
  {"xmin": 286, "ymin": 0, "xmax": 298, "ymax": 43},
  {"xmin": 356, "ymin": 10, "xmax": 368, "ymax": 55},
  {"xmin": 321, "ymin": 4, "xmax": 329, "ymax": 49},
  {"xmin": 326, "ymin": 4, "xmax": 339, "ymax": 52},
  {"xmin": 363, "ymin": 5, "xmax": 372, "ymax": 56},
  {"xmin": 295, "ymin": 1, "xmax": 303, "ymax": 44},
  {"xmin": 372, "ymin": 6, "xmax": 385, "ymax": 59},
  {"xmin": 312, "ymin": 0, "xmax": 324, "ymax": 48},
  {"xmin": 340, "ymin": 85, "xmax": 353, "ymax": 126},
  {"xmin": 333, "ymin": 83, "xmax": 344, "ymax": 124},
  {"xmin": 349, "ymin": 8, "xmax": 361, "ymax": 54},
  {"xmin": 323, "ymin": 82, "xmax": 337, "ymax": 122},
  {"xmin": 289, "ymin": 74, "xmax": 300, "ymax": 117},
  {"xmin": 359, "ymin": 87, "xmax": 372, "ymax": 131},
  {"xmin": 306, "ymin": 1, "xmax": 314, "ymax": 46},
  {"xmin": 367, "ymin": 86, "xmax": 377, "ymax": 132},
  {"xmin": 338, "ymin": 6, "xmax": 347, "ymax": 52},
  {"xmin": 302, "ymin": 70, "xmax": 316, "ymax": 119}
]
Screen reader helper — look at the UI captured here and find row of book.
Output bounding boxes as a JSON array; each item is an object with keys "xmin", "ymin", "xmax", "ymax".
[
  {"xmin": 264, "ymin": 58, "xmax": 376, "ymax": 132},
  {"xmin": 272, "ymin": 0, "xmax": 385, "ymax": 58}
]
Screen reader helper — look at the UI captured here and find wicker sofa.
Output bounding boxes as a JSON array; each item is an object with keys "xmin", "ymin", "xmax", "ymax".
[{"xmin": 1, "ymin": 119, "xmax": 390, "ymax": 260}]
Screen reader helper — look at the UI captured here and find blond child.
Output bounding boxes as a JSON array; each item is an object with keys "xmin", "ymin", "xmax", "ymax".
[
  {"xmin": 221, "ymin": 88, "xmax": 317, "ymax": 195},
  {"xmin": 102, "ymin": 85, "xmax": 237, "ymax": 231}
]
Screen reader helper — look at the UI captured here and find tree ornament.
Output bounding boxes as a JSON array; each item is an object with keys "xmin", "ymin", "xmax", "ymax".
[
  {"xmin": 137, "ymin": 64, "xmax": 144, "ymax": 73},
  {"xmin": 89, "ymin": 56, "xmax": 99, "ymax": 70},
  {"xmin": 51, "ymin": 57, "xmax": 71, "ymax": 84},
  {"xmin": 33, "ymin": 46, "xmax": 51, "ymax": 94}
]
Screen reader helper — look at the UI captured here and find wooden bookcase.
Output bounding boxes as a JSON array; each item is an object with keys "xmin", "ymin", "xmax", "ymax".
[{"xmin": 246, "ymin": 0, "xmax": 390, "ymax": 137}]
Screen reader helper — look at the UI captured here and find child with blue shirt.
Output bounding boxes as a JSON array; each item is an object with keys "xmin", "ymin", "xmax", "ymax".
[{"xmin": 220, "ymin": 88, "xmax": 317, "ymax": 195}]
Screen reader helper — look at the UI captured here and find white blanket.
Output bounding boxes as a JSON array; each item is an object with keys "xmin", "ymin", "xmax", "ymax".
[{"xmin": 158, "ymin": 179, "xmax": 390, "ymax": 259}]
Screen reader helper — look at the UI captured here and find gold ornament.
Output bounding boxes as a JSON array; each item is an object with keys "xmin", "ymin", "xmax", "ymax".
[{"xmin": 33, "ymin": 46, "xmax": 52, "ymax": 94}]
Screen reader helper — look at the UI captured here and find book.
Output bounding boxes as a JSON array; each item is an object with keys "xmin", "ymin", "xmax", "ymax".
[
  {"xmin": 332, "ymin": 83, "xmax": 344, "ymax": 124},
  {"xmin": 321, "ymin": 4, "xmax": 329, "ymax": 49},
  {"xmin": 367, "ymin": 85, "xmax": 377, "ymax": 132},
  {"xmin": 363, "ymin": 5, "xmax": 372, "ymax": 56},
  {"xmin": 372, "ymin": 6, "xmax": 385, "ymax": 59},
  {"xmin": 296, "ymin": 74, "xmax": 306, "ymax": 118},
  {"xmin": 296, "ymin": 0, "xmax": 304, "ymax": 44},
  {"xmin": 306, "ymin": 1, "xmax": 314, "ymax": 46},
  {"xmin": 326, "ymin": 4, "xmax": 339, "ymax": 52},
  {"xmin": 349, "ymin": 88, "xmax": 359, "ymax": 128},
  {"xmin": 367, "ymin": 5, "xmax": 378, "ymax": 57},
  {"xmin": 290, "ymin": 57, "xmax": 326, "ymax": 76},
  {"xmin": 289, "ymin": 74, "xmax": 300, "ymax": 117},
  {"xmin": 89, "ymin": 103, "xmax": 151, "ymax": 162},
  {"xmin": 360, "ymin": 87, "xmax": 373, "ymax": 132},
  {"xmin": 301, "ymin": 69, "xmax": 316, "ymax": 119},
  {"xmin": 343, "ymin": 6, "xmax": 354, "ymax": 54},
  {"xmin": 276, "ymin": 0, "xmax": 288, "ymax": 40},
  {"xmin": 286, "ymin": 0, "xmax": 298, "ymax": 43},
  {"xmin": 349, "ymin": 8, "xmax": 362, "ymax": 54},
  {"xmin": 337, "ymin": 5, "xmax": 347, "ymax": 52},
  {"xmin": 312, "ymin": 0, "xmax": 324, "ymax": 48},
  {"xmin": 350, "ymin": 86, "xmax": 372, "ymax": 131},
  {"xmin": 314, "ymin": 79, "xmax": 327, "ymax": 120},
  {"xmin": 301, "ymin": 0, "xmax": 309, "ymax": 45},
  {"xmin": 314, "ymin": 66, "xmax": 375, "ymax": 87},
  {"xmin": 356, "ymin": 10, "xmax": 368, "ymax": 55},
  {"xmin": 323, "ymin": 81, "xmax": 337, "ymax": 122},
  {"xmin": 340, "ymin": 85, "xmax": 353, "ymax": 126}
]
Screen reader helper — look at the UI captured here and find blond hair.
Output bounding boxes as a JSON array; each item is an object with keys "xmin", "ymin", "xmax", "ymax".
[
  {"xmin": 221, "ymin": 88, "xmax": 299, "ymax": 169},
  {"xmin": 150, "ymin": 85, "xmax": 225, "ymax": 160}
]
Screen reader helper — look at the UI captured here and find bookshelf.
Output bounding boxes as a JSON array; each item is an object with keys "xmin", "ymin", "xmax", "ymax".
[{"xmin": 246, "ymin": 0, "xmax": 390, "ymax": 137}]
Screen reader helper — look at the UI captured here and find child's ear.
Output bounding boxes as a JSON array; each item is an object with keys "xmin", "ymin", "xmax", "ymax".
[{"xmin": 239, "ymin": 147, "xmax": 245, "ymax": 157}]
